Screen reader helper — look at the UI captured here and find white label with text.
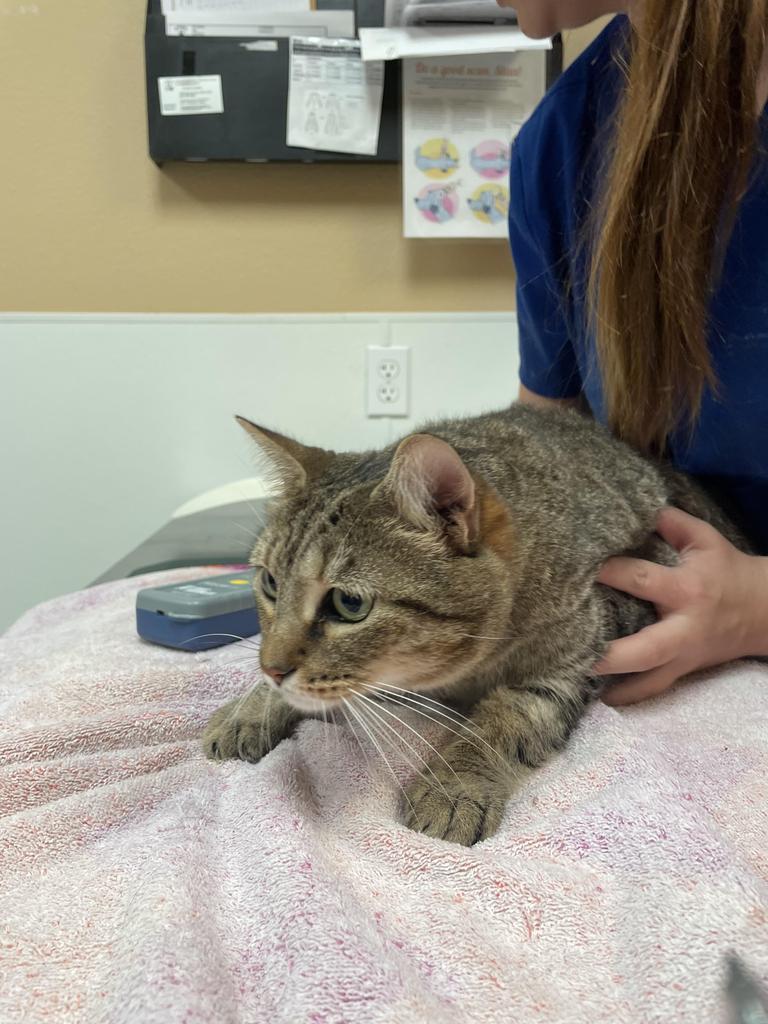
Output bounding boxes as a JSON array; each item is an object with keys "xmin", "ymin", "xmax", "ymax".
[{"xmin": 158, "ymin": 75, "xmax": 224, "ymax": 116}]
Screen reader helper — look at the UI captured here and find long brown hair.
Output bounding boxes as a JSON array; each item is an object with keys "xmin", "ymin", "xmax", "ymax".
[{"xmin": 590, "ymin": 1, "xmax": 767, "ymax": 452}]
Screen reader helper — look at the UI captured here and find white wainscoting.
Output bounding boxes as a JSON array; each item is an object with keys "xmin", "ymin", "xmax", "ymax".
[{"xmin": 0, "ymin": 312, "xmax": 519, "ymax": 630}]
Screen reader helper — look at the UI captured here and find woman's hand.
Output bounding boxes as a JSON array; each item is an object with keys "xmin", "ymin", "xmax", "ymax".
[{"xmin": 594, "ymin": 507, "xmax": 768, "ymax": 706}]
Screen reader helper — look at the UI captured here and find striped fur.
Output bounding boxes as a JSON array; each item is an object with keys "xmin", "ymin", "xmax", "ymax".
[{"xmin": 203, "ymin": 405, "xmax": 749, "ymax": 845}]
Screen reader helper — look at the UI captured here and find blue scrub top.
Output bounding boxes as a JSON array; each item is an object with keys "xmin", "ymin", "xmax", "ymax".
[{"xmin": 509, "ymin": 16, "xmax": 768, "ymax": 553}]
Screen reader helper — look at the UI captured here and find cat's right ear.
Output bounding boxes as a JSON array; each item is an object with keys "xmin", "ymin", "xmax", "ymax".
[
  {"xmin": 235, "ymin": 416, "xmax": 333, "ymax": 494},
  {"xmin": 374, "ymin": 433, "xmax": 478, "ymax": 554}
]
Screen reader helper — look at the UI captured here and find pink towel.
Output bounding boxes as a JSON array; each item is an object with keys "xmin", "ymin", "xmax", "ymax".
[{"xmin": 1, "ymin": 568, "xmax": 766, "ymax": 1024}]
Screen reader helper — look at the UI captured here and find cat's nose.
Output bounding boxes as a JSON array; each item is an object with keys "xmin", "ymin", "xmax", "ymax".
[{"xmin": 262, "ymin": 665, "xmax": 295, "ymax": 687}]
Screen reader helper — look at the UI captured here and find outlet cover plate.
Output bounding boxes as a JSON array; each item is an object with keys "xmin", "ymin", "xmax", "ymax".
[{"xmin": 366, "ymin": 346, "xmax": 410, "ymax": 417}]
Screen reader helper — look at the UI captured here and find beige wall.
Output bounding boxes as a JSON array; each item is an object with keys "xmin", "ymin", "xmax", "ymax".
[{"xmin": 0, "ymin": 5, "xmax": 610, "ymax": 314}]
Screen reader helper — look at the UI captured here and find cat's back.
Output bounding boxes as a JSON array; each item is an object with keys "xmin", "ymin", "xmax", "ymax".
[
  {"xmin": 426, "ymin": 404, "xmax": 670, "ymax": 562},
  {"xmin": 431, "ymin": 404, "xmax": 664, "ymax": 504},
  {"xmin": 433, "ymin": 404, "xmax": 748, "ymax": 551}
]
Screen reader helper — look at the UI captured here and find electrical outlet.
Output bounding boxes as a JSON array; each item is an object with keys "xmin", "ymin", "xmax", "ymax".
[{"xmin": 366, "ymin": 346, "xmax": 410, "ymax": 417}]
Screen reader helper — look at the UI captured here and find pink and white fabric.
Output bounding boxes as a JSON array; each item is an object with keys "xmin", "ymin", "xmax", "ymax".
[{"xmin": 1, "ymin": 568, "xmax": 766, "ymax": 1023}]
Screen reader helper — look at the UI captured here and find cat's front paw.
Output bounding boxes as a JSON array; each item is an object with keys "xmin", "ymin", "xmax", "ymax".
[
  {"xmin": 202, "ymin": 690, "xmax": 298, "ymax": 764},
  {"xmin": 403, "ymin": 761, "xmax": 509, "ymax": 846}
]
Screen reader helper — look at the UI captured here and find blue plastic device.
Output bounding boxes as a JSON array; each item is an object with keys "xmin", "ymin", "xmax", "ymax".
[{"xmin": 136, "ymin": 570, "xmax": 260, "ymax": 651}]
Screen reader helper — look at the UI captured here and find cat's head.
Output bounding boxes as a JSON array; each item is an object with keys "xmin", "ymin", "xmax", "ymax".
[{"xmin": 238, "ymin": 417, "xmax": 517, "ymax": 714}]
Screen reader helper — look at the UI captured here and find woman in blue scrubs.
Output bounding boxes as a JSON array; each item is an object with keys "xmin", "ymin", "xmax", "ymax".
[{"xmin": 501, "ymin": 0, "xmax": 768, "ymax": 703}]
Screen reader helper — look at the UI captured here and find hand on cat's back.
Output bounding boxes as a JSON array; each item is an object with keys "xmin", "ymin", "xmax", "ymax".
[{"xmin": 595, "ymin": 507, "xmax": 768, "ymax": 705}]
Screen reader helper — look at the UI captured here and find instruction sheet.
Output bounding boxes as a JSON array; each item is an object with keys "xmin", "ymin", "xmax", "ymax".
[
  {"xmin": 164, "ymin": 11, "xmax": 355, "ymax": 37},
  {"xmin": 287, "ymin": 37, "xmax": 385, "ymax": 156},
  {"xmin": 402, "ymin": 50, "xmax": 546, "ymax": 238},
  {"xmin": 162, "ymin": 1, "xmax": 355, "ymax": 38}
]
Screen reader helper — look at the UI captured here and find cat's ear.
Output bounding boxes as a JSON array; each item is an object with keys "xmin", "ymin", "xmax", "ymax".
[
  {"xmin": 376, "ymin": 433, "xmax": 478, "ymax": 553},
  {"xmin": 236, "ymin": 416, "xmax": 333, "ymax": 493}
]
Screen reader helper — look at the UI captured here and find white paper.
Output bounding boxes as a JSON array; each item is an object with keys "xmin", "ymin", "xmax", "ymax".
[
  {"xmin": 238, "ymin": 39, "xmax": 279, "ymax": 51},
  {"xmin": 385, "ymin": 0, "xmax": 518, "ymax": 27},
  {"xmin": 402, "ymin": 51, "xmax": 545, "ymax": 237},
  {"xmin": 158, "ymin": 74, "xmax": 224, "ymax": 115},
  {"xmin": 287, "ymin": 37, "xmax": 385, "ymax": 156},
  {"xmin": 359, "ymin": 25, "xmax": 549, "ymax": 61},
  {"xmin": 166, "ymin": 11, "xmax": 355, "ymax": 37},
  {"xmin": 162, "ymin": 0, "xmax": 311, "ymax": 11}
]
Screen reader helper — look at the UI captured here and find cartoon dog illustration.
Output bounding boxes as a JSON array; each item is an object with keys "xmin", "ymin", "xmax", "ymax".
[
  {"xmin": 414, "ymin": 187, "xmax": 454, "ymax": 222},
  {"xmin": 414, "ymin": 140, "xmax": 459, "ymax": 174},
  {"xmin": 470, "ymin": 149, "xmax": 509, "ymax": 175},
  {"xmin": 467, "ymin": 188, "xmax": 507, "ymax": 223}
]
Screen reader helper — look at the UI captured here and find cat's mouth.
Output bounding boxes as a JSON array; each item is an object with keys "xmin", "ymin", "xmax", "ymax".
[
  {"xmin": 274, "ymin": 676, "xmax": 356, "ymax": 713},
  {"xmin": 270, "ymin": 661, "xmax": 441, "ymax": 713},
  {"xmin": 282, "ymin": 690, "xmax": 339, "ymax": 713}
]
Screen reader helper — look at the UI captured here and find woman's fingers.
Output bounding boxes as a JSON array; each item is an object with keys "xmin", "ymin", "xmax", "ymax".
[
  {"xmin": 597, "ymin": 557, "xmax": 686, "ymax": 608},
  {"xmin": 593, "ymin": 617, "xmax": 687, "ymax": 676},
  {"xmin": 655, "ymin": 505, "xmax": 718, "ymax": 553},
  {"xmin": 593, "ymin": 509, "xmax": 742, "ymax": 707},
  {"xmin": 600, "ymin": 661, "xmax": 686, "ymax": 706}
]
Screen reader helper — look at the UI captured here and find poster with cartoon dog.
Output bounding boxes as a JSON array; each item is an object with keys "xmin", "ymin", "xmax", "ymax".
[{"xmin": 402, "ymin": 51, "xmax": 547, "ymax": 238}]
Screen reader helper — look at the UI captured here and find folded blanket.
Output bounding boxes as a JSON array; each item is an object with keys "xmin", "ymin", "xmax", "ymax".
[{"xmin": 1, "ymin": 569, "xmax": 766, "ymax": 1024}]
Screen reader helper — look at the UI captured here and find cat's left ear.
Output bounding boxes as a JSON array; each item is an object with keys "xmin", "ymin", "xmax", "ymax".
[
  {"xmin": 236, "ymin": 416, "xmax": 333, "ymax": 493},
  {"xmin": 376, "ymin": 433, "xmax": 478, "ymax": 554}
]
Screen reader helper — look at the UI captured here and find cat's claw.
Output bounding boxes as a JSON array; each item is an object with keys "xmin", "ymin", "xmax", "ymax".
[
  {"xmin": 202, "ymin": 692, "xmax": 298, "ymax": 764},
  {"xmin": 403, "ymin": 766, "xmax": 508, "ymax": 846}
]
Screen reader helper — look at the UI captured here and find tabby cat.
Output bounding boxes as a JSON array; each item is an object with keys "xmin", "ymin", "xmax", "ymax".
[{"xmin": 203, "ymin": 405, "xmax": 748, "ymax": 846}]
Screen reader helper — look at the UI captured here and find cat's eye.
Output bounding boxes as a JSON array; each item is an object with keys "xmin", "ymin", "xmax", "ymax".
[
  {"xmin": 259, "ymin": 568, "xmax": 278, "ymax": 600},
  {"xmin": 330, "ymin": 589, "xmax": 372, "ymax": 623}
]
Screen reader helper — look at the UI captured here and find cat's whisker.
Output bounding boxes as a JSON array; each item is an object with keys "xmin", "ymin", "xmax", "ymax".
[
  {"xmin": 213, "ymin": 680, "xmax": 266, "ymax": 747},
  {"xmin": 218, "ymin": 644, "xmax": 261, "ymax": 658},
  {"xmin": 381, "ymin": 697, "xmax": 509, "ymax": 776},
  {"xmin": 230, "ymin": 520, "xmax": 263, "ymax": 541},
  {"xmin": 354, "ymin": 691, "xmax": 465, "ymax": 799},
  {"xmin": 342, "ymin": 698, "xmax": 424, "ymax": 830},
  {"xmin": 363, "ymin": 682, "xmax": 508, "ymax": 770},
  {"xmin": 366, "ymin": 679, "xmax": 493, "ymax": 745},
  {"xmin": 230, "ymin": 681, "xmax": 264, "ymax": 717},
  {"xmin": 226, "ymin": 536, "xmax": 258, "ymax": 552},
  {"xmin": 366, "ymin": 681, "xmax": 491, "ymax": 745},
  {"xmin": 364, "ymin": 685, "xmax": 485, "ymax": 750},
  {"xmin": 339, "ymin": 700, "xmax": 375, "ymax": 778},
  {"xmin": 365, "ymin": 690, "xmax": 503, "ymax": 772},
  {"xmin": 352, "ymin": 702, "xmax": 434, "ymax": 833},
  {"xmin": 218, "ymin": 651, "xmax": 263, "ymax": 669},
  {"xmin": 335, "ymin": 508, "xmax": 363, "ymax": 554},
  {"xmin": 338, "ymin": 700, "xmax": 354, "ymax": 747},
  {"xmin": 230, "ymin": 483, "xmax": 270, "ymax": 532},
  {"xmin": 184, "ymin": 632, "xmax": 261, "ymax": 651},
  {"xmin": 260, "ymin": 683, "xmax": 276, "ymax": 755},
  {"xmin": 219, "ymin": 656, "xmax": 262, "ymax": 670},
  {"xmin": 333, "ymin": 703, "xmax": 343, "ymax": 756},
  {"xmin": 351, "ymin": 694, "xmax": 456, "ymax": 807},
  {"xmin": 228, "ymin": 640, "xmax": 262, "ymax": 653},
  {"xmin": 365, "ymin": 680, "xmax": 478, "ymax": 730}
]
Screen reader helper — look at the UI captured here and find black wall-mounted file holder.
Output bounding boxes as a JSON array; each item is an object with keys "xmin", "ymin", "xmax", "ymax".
[
  {"xmin": 144, "ymin": 0, "xmax": 401, "ymax": 164},
  {"xmin": 144, "ymin": 0, "xmax": 561, "ymax": 166}
]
